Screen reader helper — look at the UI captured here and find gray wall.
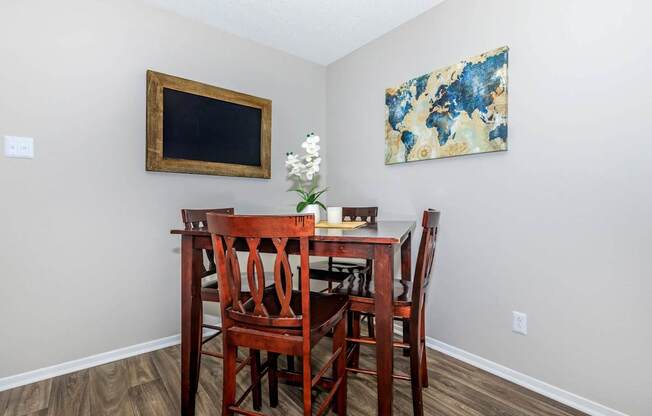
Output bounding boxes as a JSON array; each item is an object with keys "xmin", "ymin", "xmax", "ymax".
[
  {"xmin": 1, "ymin": 0, "xmax": 650, "ymax": 414},
  {"xmin": 326, "ymin": 0, "xmax": 651, "ymax": 414},
  {"xmin": 0, "ymin": 0, "xmax": 326, "ymax": 377}
]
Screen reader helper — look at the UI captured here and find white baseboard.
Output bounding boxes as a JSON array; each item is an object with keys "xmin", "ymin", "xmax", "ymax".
[
  {"xmin": 0, "ymin": 314, "xmax": 221, "ymax": 393},
  {"xmin": 425, "ymin": 337, "xmax": 628, "ymax": 416},
  {"xmin": 389, "ymin": 323, "xmax": 626, "ymax": 416},
  {"xmin": 1, "ymin": 317, "xmax": 627, "ymax": 416},
  {"xmin": 0, "ymin": 335, "xmax": 180, "ymax": 392}
]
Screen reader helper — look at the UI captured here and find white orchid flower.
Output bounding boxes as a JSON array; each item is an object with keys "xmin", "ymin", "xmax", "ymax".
[
  {"xmin": 286, "ymin": 132, "xmax": 327, "ymax": 213},
  {"xmin": 285, "ymin": 153, "xmax": 300, "ymax": 165},
  {"xmin": 306, "ymin": 145, "xmax": 320, "ymax": 155}
]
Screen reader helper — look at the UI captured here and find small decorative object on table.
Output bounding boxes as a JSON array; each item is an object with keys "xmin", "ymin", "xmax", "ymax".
[
  {"xmin": 327, "ymin": 207, "xmax": 343, "ymax": 224},
  {"xmin": 285, "ymin": 133, "xmax": 327, "ymax": 223}
]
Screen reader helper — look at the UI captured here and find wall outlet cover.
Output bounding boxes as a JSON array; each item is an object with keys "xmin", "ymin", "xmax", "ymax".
[{"xmin": 512, "ymin": 311, "xmax": 527, "ymax": 335}]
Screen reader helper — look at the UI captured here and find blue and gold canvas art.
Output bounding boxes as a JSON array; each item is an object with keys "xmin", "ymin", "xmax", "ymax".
[{"xmin": 385, "ymin": 46, "xmax": 508, "ymax": 164}]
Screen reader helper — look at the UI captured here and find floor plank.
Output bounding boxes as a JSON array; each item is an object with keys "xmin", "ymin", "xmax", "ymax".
[
  {"xmin": 125, "ymin": 354, "xmax": 160, "ymax": 388},
  {"xmin": 46, "ymin": 370, "xmax": 90, "ymax": 416},
  {"xmin": 88, "ymin": 361, "xmax": 135, "ymax": 416},
  {"xmin": 129, "ymin": 380, "xmax": 177, "ymax": 416},
  {"xmin": 17, "ymin": 411, "xmax": 47, "ymax": 416},
  {"xmin": 151, "ymin": 344, "xmax": 227, "ymax": 415},
  {"xmin": 0, "ymin": 338, "xmax": 588, "ymax": 416},
  {"xmin": 2, "ymin": 379, "xmax": 52, "ymax": 416},
  {"xmin": 0, "ymin": 386, "xmax": 9, "ymax": 416},
  {"xmin": 431, "ymin": 353, "xmax": 585, "ymax": 416}
]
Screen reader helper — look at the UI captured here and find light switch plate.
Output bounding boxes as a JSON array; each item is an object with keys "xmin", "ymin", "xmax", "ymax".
[{"xmin": 4, "ymin": 136, "xmax": 34, "ymax": 159}]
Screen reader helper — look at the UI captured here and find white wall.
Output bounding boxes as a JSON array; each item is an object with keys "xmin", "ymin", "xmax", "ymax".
[
  {"xmin": 326, "ymin": 1, "xmax": 651, "ymax": 415},
  {"xmin": 0, "ymin": 0, "xmax": 326, "ymax": 377}
]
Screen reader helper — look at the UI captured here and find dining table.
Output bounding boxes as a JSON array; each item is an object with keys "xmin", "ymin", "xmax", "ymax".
[{"xmin": 170, "ymin": 219, "xmax": 416, "ymax": 415}]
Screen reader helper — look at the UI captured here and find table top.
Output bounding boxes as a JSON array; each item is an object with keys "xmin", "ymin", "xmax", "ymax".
[{"xmin": 171, "ymin": 220, "xmax": 415, "ymax": 244}]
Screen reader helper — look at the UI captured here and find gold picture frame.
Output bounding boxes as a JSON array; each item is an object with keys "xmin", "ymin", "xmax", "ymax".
[{"xmin": 146, "ymin": 70, "xmax": 271, "ymax": 178}]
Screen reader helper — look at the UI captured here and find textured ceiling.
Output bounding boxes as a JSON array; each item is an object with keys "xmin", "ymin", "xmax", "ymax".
[{"xmin": 145, "ymin": 0, "xmax": 446, "ymax": 65}]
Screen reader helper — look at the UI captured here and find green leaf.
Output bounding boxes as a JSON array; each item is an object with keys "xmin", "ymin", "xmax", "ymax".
[
  {"xmin": 296, "ymin": 201, "xmax": 308, "ymax": 213},
  {"xmin": 290, "ymin": 188, "xmax": 307, "ymax": 198},
  {"xmin": 316, "ymin": 201, "xmax": 327, "ymax": 211},
  {"xmin": 312, "ymin": 188, "xmax": 328, "ymax": 200}
]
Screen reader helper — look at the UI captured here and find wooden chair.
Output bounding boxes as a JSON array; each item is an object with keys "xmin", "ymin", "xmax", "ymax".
[
  {"xmin": 335, "ymin": 209, "xmax": 440, "ymax": 416},
  {"xmin": 182, "ymin": 208, "xmax": 268, "ymax": 410},
  {"xmin": 207, "ymin": 213, "xmax": 349, "ymax": 416},
  {"xmin": 302, "ymin": 207, "xmax": 378, "ymax": 341},
  {"xmin": 181, "ymin": 208, "xmax": 235, "ymax": 344},
  {"xmin": 304, "ymin": 207, "xmax": 378, "ymax": 293}
]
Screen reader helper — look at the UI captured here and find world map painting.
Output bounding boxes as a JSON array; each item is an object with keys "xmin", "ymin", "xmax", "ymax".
[{"xmin": 385, "ymin": 46, "xmax": 508, "ymax": 164}]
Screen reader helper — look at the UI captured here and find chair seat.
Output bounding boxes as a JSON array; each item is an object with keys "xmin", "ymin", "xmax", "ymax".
[
  {"xmin": 232, "ymin": 290, "xmax": 349, "ymax": 333},
  {"xmin": 305, "ymin": 259, "xmax": 369, "ymax": 283},
  {"xmin": 201, "ymin": 274, "xmax": 218, "ymax": 289},
  {"xmin": 300, "ymin": 291, "xmax": 350, "ymax": 332},
  {"xmin": 334, "ymin": 277, "xmax": 413, "ymax": 305}
]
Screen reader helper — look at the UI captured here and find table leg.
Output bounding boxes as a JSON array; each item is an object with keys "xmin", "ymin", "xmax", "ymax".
[
  {"xmin": 401, "ymin": 232, "xmax": 412, "ymax": 356},
  {"xmin": 374, "ymin": 244, "xmax": 395, "ymax": 415},
  {"xmin": 181, "ymin": 235, "xmax": 203, "ymax": 416}
]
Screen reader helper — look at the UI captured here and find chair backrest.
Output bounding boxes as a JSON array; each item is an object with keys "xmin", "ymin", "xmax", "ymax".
[
  {"xmin": 342, "ymin": 207, "xmax": 378, "ymax": 224},
  {"xmin": 181, "ymin": 208, "xmax": 235, "ymax": 230},
  {"xmin": 207, "ymin": 214, "xmax": 315, "ymax": 330},
  {"xmin": 181, "ymin": 208, "xmax": 234, "ymax": 274},
  {"xmin": 410, "ymin": 209, "xmax": 440, "ymax": 323}
]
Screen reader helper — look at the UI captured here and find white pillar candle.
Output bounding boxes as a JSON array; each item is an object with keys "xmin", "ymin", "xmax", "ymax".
[{"xmin": 327, "ymin": 206, "xmax": 343, "ymax": 224}]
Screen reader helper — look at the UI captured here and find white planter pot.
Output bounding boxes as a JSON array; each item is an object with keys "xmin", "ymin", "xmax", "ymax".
[{"xmin": 300, "ymin": 204, "xmax": 321, "ymax": 223}]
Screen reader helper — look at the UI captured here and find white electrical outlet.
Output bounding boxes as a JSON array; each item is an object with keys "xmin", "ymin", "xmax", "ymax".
[
  {"xmin": 512, "ymin": 311, "xmax": 527, "ymax": 335},
  {"xmin": 4, "ymin": 136, "xmax": 34, "ymax": 159}
]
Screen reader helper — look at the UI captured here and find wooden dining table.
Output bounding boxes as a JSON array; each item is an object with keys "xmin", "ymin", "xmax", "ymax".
[{"xmin": 171, "ymin": 219, "xmax": 416, "ymax": 415}]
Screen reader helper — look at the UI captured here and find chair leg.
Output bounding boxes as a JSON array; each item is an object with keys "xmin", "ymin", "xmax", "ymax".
[
  {"xmin": 268, "ymin": 352, "xmax": 279, "ymax": 408},
  {"xmin": 420, "ymin": 311, "xmax": 429, "ymax": 387},
  {"xmin": 287, "ymin": 355, "xmax": 295, "ymax": 372},
  {"xmin": 222, "ymin": 343, "xmax": 237, "ymax": 416},
  {"xmin": 288, "ymin": 273, "xmax": 298, "ymax": 374},
  {"xmin": 250, "ymin": 349, "xmax": 262, "ymax": 411},
  {"xmin": 361, "ymin": 266, "xmax": 374, "ymax": 340},
  {"xmin": 351, "ymin": 311, "xmax": 361, "ymax": 368},
  {"xmin": 366, "ymin": 314, "xmax": 375, "ymax": 338},
  {"xmin": 302, "ymin": 354, "xmax": 312, "ymax": 415},
  {"xmin": 402, "ymin": 319, "xmax": 410, "ymax": 357},
  {"xmin": 334, "ymin": 318, "xmax": 347, "ymax": 415},
  {"xmin": 421, "ymin": 341, "xmax": 429, "ymax": 388},
  {"xmin": 346, "ymin": 310, "xmax": 353, "ymax": 336},
  {"xmin": 409, "ymin": 343, "xmax": 424, "ymax": 416},
  {"xmin": 196, "ymin": 313, "xmax": 204, "ymax": 386}
]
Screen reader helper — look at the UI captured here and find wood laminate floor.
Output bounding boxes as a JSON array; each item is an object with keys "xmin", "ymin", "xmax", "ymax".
[{"xmin": 0, "ymin": 335, "xmax": 587, "ymax": 416}]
